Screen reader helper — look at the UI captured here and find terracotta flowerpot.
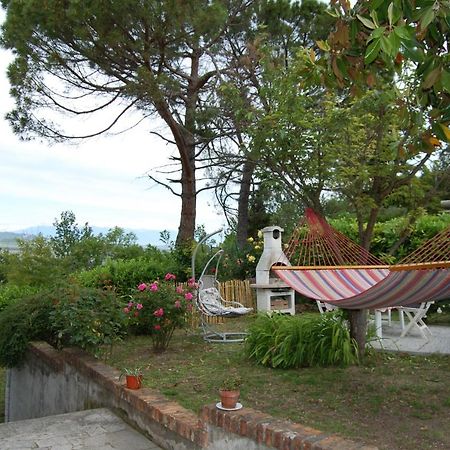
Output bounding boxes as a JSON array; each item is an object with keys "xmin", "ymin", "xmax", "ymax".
[
  {"xmin": 219, "ymin": 389, "xmax": 240, "ymax": 409},
  {"xmin": 126, "ymin": 374, "xmax": 142, "ymax": 390}
]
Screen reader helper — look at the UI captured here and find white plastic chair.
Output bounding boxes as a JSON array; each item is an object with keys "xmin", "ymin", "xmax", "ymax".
[
  {"xmin": 397, "ymin": 301, "xmax": 434, "ymax": 340},
  {"xmin": 316, "ymin": 300, "xmax": 337, "ymax": 314}
]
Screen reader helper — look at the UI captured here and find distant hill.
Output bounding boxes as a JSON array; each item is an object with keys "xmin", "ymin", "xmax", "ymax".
[
  {"xmin": 0, "ymin": 231, "xmax": 32, "ymax": 252},
  {"xmin": 9, "ymin": 226, "xmax": 174, "ymax": 247}
]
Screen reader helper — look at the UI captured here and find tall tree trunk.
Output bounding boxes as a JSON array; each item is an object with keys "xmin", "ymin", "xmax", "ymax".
[
  {"xmin": 348, "ymin": 309, "xmax": 368, "ymax": 359},
  {"xmin": 361, "ymin": 207, "xmax": 379, "ymax": 250},
  {"xmin": 236, "ymin": 158, "xmax": 256, "ymax": 249},
  {"xmin": 176, "ymin": 140, "xmax": 196, "ymax": 246}
]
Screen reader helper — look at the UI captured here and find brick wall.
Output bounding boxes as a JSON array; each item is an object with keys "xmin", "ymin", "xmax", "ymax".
[{"xmin": 6, "ymin": 342, "xmax": 377, "ymax": 450}]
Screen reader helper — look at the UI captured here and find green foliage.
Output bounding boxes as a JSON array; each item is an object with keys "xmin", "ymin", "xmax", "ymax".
[
  {"xmin": 2, "ymin": 212, "xmax": 147, "ymax": 287},
  {"xmin": 50, "ymin": 286, "xmax": 126, "ymax": 357},
  {"xmin": 245, "ymin": 312, "xmax": 359, "ymax": 368},
  {"xmin": 0, "ymin": 291, "xmax": 55, "ymax": 368},
  {"xmin": 0, "ymin": 285, "xmax": 126, "ymax": 367},
  {"xmin": 6, "ymin": 235, "xmax": 62, "ymax": 286},
  {"xmin": 0, "ymin": 250, "xmax": 11, "ymax": 284},
  {"xmin": 314, "ymin": 1, "xmax": 450, "ymax": 142},
  {"xmin": 330, "ymin": 213, "xmax": 450, "ymax": 261},
  {"xmin": 126, "ymin": 275, "xmax": 196, "ymax": 352},
  {"xmin": 75, "ymin": 251, "xmax": 175, "ymax": 295},
  {"xmin": 51, "ymin": 210, "xmax": 93, "ymax": 258},
  {"xmin": 220, "ymin": 371, "xmax": 242, "ymax": 391},
  {"xmin": 0, "ymin": 284, "xmax": 40, "ymax": 312},
  {"xmin": 219, "ymin": 233, "xmax": 263, "ymax": 281}
]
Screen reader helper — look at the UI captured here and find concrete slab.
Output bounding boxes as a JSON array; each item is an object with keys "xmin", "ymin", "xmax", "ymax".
[
  {"xmin": 0, "ymin": 408, "xmax": 163, "ymax": 450},
  {"xmin": 369, "ymin": 323, "xmax": 450, "ymax": 355}
]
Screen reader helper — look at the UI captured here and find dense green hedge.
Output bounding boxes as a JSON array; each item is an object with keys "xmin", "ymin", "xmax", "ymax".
[
  {"xmin": 330, "ymin": 213, "xmax": 450, "ymax": 261},
  {"xmin": 74, "ymin": 252, "xmax": 176, "ymax": 295}
]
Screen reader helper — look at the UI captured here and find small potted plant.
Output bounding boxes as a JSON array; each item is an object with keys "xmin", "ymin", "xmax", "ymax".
[
  {"xmin": 218, "ymin": 374, "xmax": 242, "ymax": 410},
  {"xmin": 120, "ymin": 367, "xmax": 143, "ymax": 390}
]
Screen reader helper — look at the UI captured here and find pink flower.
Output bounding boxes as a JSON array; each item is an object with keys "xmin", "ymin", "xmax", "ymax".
[
  {"xmin": 188, "ymin": 277, "xmax": 196, "ymax": 287},
  {"xmin": 128, "ymin": 301, "xmax": 134, "ymax": 308},
  {"xmin": 134, "ymin": 312, "xmax": 139, "ymax": 317},
  {"xmin": 176, "ymin": 286, "xmax": 184, "ymax": 294},
  {"xmin": 136, "ymin": 303, "xmax": 143, "ymax": 310},
  {"xmin": 187, "ymin": 303, "xmax": 193, "ymax": 311},
  {"xmin": 150, "ymin": 283, "xmax": 158, "ymax": 291},
  {"xmin": 184, "ymin": 292, "xmax": 193, "ymax": 301},
  {"xmin": 153, "ymin": 308, "xmax": 164, "ymax": 317},
  {"xmin": 174, "ymin": 300, "xmax": 181, "ymax": 308},
  {"xmin": 154, "ymin": 324, "xmax": 161, "ymax": 331},
  {"xmin": 123, "ymin": 307, "xmax": 130, "ymax": 314},
  {"xmin": 137, "ymin": 283, "xmax": 147, "ymax": 291},
  {"xmin": 164, "ymin": 273, "xmax": 176, "ymax": 281}
]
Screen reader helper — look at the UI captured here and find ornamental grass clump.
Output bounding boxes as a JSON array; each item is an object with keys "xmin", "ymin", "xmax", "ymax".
[
  {"xmin": 245, "ymin": 312, "xmax": 359, "ymax": 368},
  {"xmin": 124, "ymin": 273, "xmax": 196, "ymax": 352}
]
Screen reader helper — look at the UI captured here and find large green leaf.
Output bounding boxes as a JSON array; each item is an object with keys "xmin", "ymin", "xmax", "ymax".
[
  {"xmin": 387, "ymin": 32, "xmax": 401, "ymax": 56},
  {"xmin": 393, "ymin": 25, "xmax": 413, "ymax": 41},
  {"xmin": 380, "ymin": 35, "xmax": 393, "ymax": 56},
  {"xmin": 419, "ymin": 7, "xmax": 435, "ymax": 30},
  {"xmin": 357, "ymin": 14, "xmax": 376, "ymax": 29},
  {"xmin": 365, "ymin": 38, "xmax": 381, "ymax": 64},
  {"xmin": 369, "ymin": 26, "xmax": 386, "ymax": 42},
  {"xmin": 422, "ymin": 66, "xmax": 441, "ymax": 90},
  {"xmin": 442, "ymin": 70, "xmax": 450, "ymax": 94}
]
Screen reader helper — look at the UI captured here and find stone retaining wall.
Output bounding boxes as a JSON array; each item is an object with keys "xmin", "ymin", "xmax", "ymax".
[{"xmin": 6, "ymin": 342, "xmax": 377, "ymax": 450}]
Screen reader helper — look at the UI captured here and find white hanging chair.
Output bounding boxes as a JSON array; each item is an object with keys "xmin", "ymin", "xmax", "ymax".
[{"xmin": 192, "ymin": 230, "xmax": 252, "ymax": 343}]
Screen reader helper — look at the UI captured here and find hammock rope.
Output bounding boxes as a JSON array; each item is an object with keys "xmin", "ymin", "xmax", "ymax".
[{"xmin": 285, "ymin": 209, "xmax": 385, "ymax": 267}]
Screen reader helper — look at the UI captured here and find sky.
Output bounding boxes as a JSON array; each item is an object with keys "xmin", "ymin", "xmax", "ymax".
[{"xmin": 0, "ymin": 13, "xmax": 224, "ymax": 243}]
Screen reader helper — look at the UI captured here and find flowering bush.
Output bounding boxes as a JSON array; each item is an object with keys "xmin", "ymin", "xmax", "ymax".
[{"xmin": 123, "ymin": 273, "xmax": 197, "ymax": 352}]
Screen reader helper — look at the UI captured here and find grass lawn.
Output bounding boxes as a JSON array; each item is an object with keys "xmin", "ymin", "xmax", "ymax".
[
  {"xmin": 107, "ymin": 315, "xmax": 450, "ymax": 450},
  {"xmin": 0, "ymin": 367, "xmax": 5, "ymax": 423}
]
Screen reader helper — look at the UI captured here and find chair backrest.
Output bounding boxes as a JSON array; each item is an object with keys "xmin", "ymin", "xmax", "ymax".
[
  {"xmin": 200, "ymin": 274, "xmax": 217, "ymax": 289},
  {"xmin": 316, "ymin": 300, "xmax": 337, "ymax": 314}
]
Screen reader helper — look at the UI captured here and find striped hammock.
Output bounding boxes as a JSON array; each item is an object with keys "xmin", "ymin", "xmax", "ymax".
[{"xmin": 272, "ymin": 210, "xmax": 450, "ymax": 310}]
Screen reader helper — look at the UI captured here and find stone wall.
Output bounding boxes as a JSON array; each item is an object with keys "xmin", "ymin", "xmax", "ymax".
[{"xmin": 6, "ymin": 342, "xmax": 377, "ymax": 450}]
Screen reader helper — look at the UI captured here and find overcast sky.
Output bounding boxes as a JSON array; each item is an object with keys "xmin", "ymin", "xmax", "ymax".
[{"xmin": 0, "ymin": 12, "xmax": 224, "ymax": 240}]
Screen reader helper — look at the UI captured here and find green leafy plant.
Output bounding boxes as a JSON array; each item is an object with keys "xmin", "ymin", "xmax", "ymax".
[
  {"xmin": 124, "ymin": 274, "xmax": 196, "ymax": 352},
  {"xmin": 245, "ymin": 312, "xmax": 359, "ymax": 368},
  {"xmin": 0, "ymin": 291, "xmax": 55, "ymax": 367},
  {"xmin": 220, "ymin": 373, "xmax": 242, "ymax": 391},
  {"xmin": 50, "ymin": 285, "xmax": 126, "ymax": 357},
  {"xmin": 120, "ymin": 366, "xmax": 143, "ymax": 377},
  {"xmin": 0, "ymin": 284, "xmax": 40, "ymax": 313},
  {"xmin": 75, "ymin": 253, "xmax": 175, "ymax": 295}
]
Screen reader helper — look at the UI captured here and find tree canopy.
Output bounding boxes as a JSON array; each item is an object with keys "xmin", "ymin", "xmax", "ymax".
[{"xmin": 0, "ymin": 0, "xmax": 253, "ymax": 244}]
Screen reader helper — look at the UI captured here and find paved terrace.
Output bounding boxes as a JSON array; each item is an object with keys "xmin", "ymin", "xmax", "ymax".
[
  {"xmin": 369, "ymin": 323, "xmax": 450, "ymax": 355},
  {"xmin": 0, "ymin": 408, "xmax": 163, "ymax": 450}
]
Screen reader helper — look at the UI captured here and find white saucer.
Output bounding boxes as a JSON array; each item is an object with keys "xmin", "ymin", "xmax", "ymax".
[{"xmin": 216, "ymin": 402, "xmax": 243, "ymax": 411}]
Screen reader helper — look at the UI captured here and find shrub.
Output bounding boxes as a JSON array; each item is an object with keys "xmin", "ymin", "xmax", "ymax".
[
  {"xmin": 0, "ymin": 291, "xmax": 55, "ymax": 367},
  {"xmin": 330, "ymin": 213, "xmax": 450, "ymax": 261},
  {"xmin": 74, "ymin": 253, "xmax": 176, "ymax": 295},
  {"xmin": 245, "ymin": 312, "xmax": 359, "ymax": 368},
  {"xmin": 0, "ymin": 285, "xmax": 126, "ymax": 367},
  {"xmin": 0, "ymin": 284, "xmax": 40, "ymax": 312},
  {"xmin": 124, "ymin": 274, "xmax": 196, "ymax": 352},
  {"xmin": 51, "ymin": 286, "xmax": 126, "ymax": 357}
]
